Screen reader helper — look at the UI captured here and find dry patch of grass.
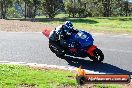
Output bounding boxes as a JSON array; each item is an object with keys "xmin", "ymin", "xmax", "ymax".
[
  {"xmin": 1, "ymin": 16, "xmax": 132, "ymax": 34},
  {"xmin": 0, "ymin": 19, "xmax": 55, "ymax": 32}
]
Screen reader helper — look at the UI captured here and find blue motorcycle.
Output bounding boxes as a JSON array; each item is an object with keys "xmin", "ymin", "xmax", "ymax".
[{"xmin": 43, "ymin": 29, "xmax": 104, "ymax": 62}]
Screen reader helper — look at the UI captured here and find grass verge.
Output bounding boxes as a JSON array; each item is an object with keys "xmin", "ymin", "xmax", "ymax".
[
  {"xmin": 0, "ymin": 64, "xmax": 130, "ymax": 88},
  {"xmin": 35, "ymin": 14, "xmax": 132, "ymax": 34},
  {"xmin": 41, "ymin": 16, "xmax": 132, "ymax": 34},
  {"xmin": 0, "ymin": 64, "xmax": 76, "ymax": 88}
]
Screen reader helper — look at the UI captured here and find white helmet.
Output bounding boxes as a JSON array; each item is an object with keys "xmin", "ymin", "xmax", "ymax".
[{"xmin": 64, "ymin": 21, "xmax": 73, "ymax": 29}]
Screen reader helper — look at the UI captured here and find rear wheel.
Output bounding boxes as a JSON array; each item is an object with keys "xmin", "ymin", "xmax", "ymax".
[
  {"xmin": 49, "ymin": 42, "xmax": 65, "ymax": 57},
  {"xmin": 89, "ymin": 48, "xmax": 104, "ymax": 62}
]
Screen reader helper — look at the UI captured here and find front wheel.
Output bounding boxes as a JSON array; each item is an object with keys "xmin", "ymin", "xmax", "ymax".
[{"xmin": 89, "ymin": 48, "xmax": 104, "ymax": 62}]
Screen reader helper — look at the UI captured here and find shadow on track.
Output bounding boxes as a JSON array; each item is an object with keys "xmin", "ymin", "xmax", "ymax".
[{"xmin": 59, "ymin": 55, "xmax": 132, "ymax": 75}]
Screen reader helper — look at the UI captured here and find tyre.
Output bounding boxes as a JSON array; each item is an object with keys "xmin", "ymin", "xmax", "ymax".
[
  {"xmin": 89, "ymin": 48, "xmax": 104, "ymax": 62},
  {"xmin": 49, "ymin": 42, "xmax": 65, "ymax": 57}
]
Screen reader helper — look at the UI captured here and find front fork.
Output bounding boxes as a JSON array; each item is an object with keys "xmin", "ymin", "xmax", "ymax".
[{"xmin": 86, "ymin": 45, "xmax": 97, "ymax": 56}]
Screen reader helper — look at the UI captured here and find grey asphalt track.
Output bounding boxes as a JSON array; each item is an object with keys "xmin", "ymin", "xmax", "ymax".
[{"xmin": 0, "ymin": 32, "xmax": 132, "ymax": 74}]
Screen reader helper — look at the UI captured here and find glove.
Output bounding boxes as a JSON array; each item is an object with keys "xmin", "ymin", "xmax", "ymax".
[{"xmin": 66, "ymin": 32, "xmax": 71, "ymax": 35}]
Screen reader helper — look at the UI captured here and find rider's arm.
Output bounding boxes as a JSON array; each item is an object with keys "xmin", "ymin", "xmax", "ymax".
[{"xmin": 71, "ymin": 28, "xmax": 79, "ymax": 33}]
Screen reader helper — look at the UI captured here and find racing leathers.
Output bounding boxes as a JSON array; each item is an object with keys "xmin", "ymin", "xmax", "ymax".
[{"xmin": 49, "ymin": 25, "xmax": 78, "ymax": 48}]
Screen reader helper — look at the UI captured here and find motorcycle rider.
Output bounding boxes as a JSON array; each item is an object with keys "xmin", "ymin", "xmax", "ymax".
[{"xmin": 49, "ymin": 21, "xmax": 78, "ymax": 48}]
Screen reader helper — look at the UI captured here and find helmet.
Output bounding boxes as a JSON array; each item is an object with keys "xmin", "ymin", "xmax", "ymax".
[
  {"xmin": 64, "ymin": 21, "xmax": 73, "ymax": 29},
  {"xmin": 63, "ymin": 21, "xmax": 73, "ymax": 35}
]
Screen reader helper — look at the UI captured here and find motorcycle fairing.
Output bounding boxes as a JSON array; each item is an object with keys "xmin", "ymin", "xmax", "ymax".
[
  {"xmin": 69, "ymin": 48, "xmax": 77, "ymax": 53},
  {"xmin": 87, "ymin": 45, "xmax": 97, "ymax": 56},
  {"xmin": 68, "ymin": 30, "xmax": 94, "ymax": 48}
]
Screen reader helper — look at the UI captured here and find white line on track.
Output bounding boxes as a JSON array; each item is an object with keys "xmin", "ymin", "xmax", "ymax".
[
  {"xmin": 111, "ymin": 34, "xmax": 132, "ymax": 38},
  {"xmin": 1, "ymin": 32, "xmax": 132, "ymax": 38},
  {"xmin": 92, "ymin": 33, "xmax": 105, "ymax": 36},
  {"xmin": 0, "ymin": 61, "xmax": 105, "ymax": 74},
  {"xmin": 0, "ymin": 31, "xmax": 42, "ymax": 33},
  {"xmin": 101, "ymin": 48, "xmax": 132, "ymax": 53},
  {"xmin": 111, "ymin": 35, "xmax": 124, "ymax": 37}
]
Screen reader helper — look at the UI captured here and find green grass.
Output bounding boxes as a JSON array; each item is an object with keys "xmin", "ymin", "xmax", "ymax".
[
  {"xmin": 0, "ymin": 64, "xmax": 126, "ymax": 88},
  {"xmin": 0, "ymin": 64, "xmax": 76, "ymax": 88},
  {"xmin": 8, "ymin": 13, "xmax": 132, "ymax": 33},
  {"xmin": 39, "ymin": 14, "xmax": 132, "ymax": 34}
]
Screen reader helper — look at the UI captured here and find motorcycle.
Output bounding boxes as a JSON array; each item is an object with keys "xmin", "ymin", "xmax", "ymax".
[{"xmin": 42, "ymin": 28, "xmax": 104, "ymax": 62}]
